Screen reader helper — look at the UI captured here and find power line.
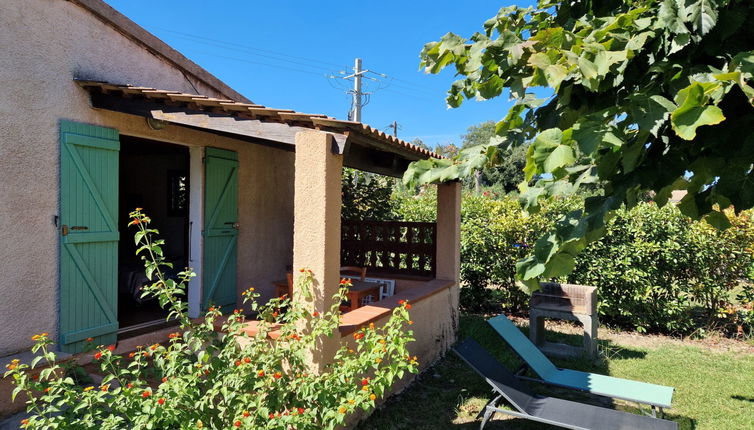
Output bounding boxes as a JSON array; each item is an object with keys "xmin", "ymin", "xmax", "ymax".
[
  {"xmin": 149, "ymin": 26, "xmax": 352, "ymax": 71},
  {"xmin": 186, "ymin": 49, "xmax": 328, "ymax": 77}
]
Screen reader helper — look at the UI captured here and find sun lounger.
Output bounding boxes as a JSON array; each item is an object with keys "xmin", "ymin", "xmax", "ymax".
[
  {"xmin": 454, "ymin": 338, "xmax": 679, "ymax": 430},
  {"xmin": 487, "ymin": 315, "xmax": 674, "ymax": 415}
]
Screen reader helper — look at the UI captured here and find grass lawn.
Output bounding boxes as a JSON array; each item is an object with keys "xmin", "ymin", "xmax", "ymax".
[{"xmin": 356, "ymin": 315, "xmax": 754, "ymax": 430}]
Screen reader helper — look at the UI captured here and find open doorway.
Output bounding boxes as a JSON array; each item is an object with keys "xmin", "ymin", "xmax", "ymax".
[{"xmin": 118, "ymin": 137, "xmax": 190, "ymax": 338}]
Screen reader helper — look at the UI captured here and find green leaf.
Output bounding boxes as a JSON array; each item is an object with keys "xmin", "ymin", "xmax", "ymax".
[
  {"xmin": 542, "ymin": 253, "xmax": 576, "ymax": 277},
  {"xmin": 628, "ymin": 94, "xmax": 676, "ymax": 136},
  {"xmin": 671, "ymin": 82, "xmax": 726, "ymax": 140},
  {"xmin": 543, "ymin": 145, "xmax": 575, "ymax": 172},
  {"xmin": 704, "ymin": 210, "xmax": 731, "ymax": 230},
  {"xmin": 658, "ymin": 0, "xmax": 688, "ymax": 35},
  {"xmin": 687, "ymin": 0, "xmax": 719, "ymax": 36}
]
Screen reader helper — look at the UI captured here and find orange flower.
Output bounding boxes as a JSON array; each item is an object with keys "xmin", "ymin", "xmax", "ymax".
[
  {"xmin": 338, "ymin": 406, "xmax": 347, "ymax": 414},
  {"xmin": 107, "ymin": 344, "xmax": 116, "ymax": 352},
  {"xmin": 161, "ymin": 377, "xmax": 168, "ymax": 383},
  {"xmin": 157, "ymin": 397, "xmax": 165, "ymax": 406},
  {"xmin": 398, "ymin": 299, "xmax": 405, "ymax": 305},
  {"xmin": 243, "ymin": 410, "xmax": 250, "ymax": 417},
  {"xmin": 370, "ymin": 393, "xmax": 377, "ymax": 401},
  {"xmin": 273, "ymin": 372, "xmax": 282, "ymax": 379},
  {"xmin": 20, "ymin": 419, "xmax": 28, "ymax": 427},
  {"xmin": 86, "ymin": 337, "xmax": 94, "ymax": 343},
  {"xmin": 361, "ymin": 378, "xmax": 369, "ymax": 386},
  {"xmin": 168, "ymin": 332, "xmax": 180, "ymax": 339},
  {"xmin": 134, "ymin": 207, "xmax": 143, "ymax": 211},
  {"xmin": 353, "ymin": 332, "xmax": 364, "ymax": 340},
  {"xmin": 128, "ymin": 352, "xmax": 136, "ymax": 359},
  {"xmin": 408, "ymin": 320, "xmax": 414, "ymax": 325},
  {"xmin": 126, "ymin": 383, "xmax": 133, "ymax": 389},
  {"xmin": 244, "ymin": 357, "xmax": 251, "ymax": 364},
  {"xmin": 142, "ymin": 390, "xmax": 151, "ymax": 398},
  {"xmin": 235, "ymin": 360, "xmax": 242, "ymax": 367},
  {"xmin": 100, "ymin": 384, "xmax": 109, "ymax": 392},
  {"xmin": 93, "ymin": 352, "xmax": 102, "ymax": 360},
  {"xmin": 312, "ymin": 311, "xmax": 319, "ymax": 317},
  {"xmin": 83, "ymin": 386, "xmax": 94, "ymax": 392},
  {"xmin": 257, "ymin": 370, "xmax": 265, "ymax": 377},
  {"xmin": 234, "ymin": 420, "xmax": 241, "ymax": 427},
  {"xmin": 369, "ymin": 322, "xmax": 375, "ymax": 330},
  {"xmin": 149, "ymin": 343, "xmax": 159, "ymax": 351}
]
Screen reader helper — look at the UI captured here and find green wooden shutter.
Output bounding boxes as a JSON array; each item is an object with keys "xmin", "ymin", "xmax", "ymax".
[
  {"xmin": 203, "ymin": 148, "xmax": 239, "ymax": 310},
  {"xmin": 59, "ymin": 120, "xmax": 120, "ymax": 353}
]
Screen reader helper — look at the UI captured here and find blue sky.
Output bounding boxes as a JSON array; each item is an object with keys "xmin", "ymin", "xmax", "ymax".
[{"xmin": 104, "ymin": 1, "xmax": 533, "ymax": 148}]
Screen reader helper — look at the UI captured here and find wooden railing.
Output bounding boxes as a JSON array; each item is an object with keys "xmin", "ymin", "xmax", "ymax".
[{"xmin": 341, "ymin": 220, "xmax": 437, "ymax": 277}]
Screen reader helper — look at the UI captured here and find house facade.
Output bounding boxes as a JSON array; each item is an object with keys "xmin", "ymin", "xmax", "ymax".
[{"xmin": 0, "ymin": 0, "xmax": 460, "ymax": 415}]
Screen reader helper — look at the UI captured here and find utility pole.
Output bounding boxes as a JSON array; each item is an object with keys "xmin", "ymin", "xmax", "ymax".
[
  {"xmin": 341, "ymin": 58, "xmax": 370, "ymax": 122},
  {"xmin": 391, "ymin": 120, "xmax": 398, "ymax": 137},
  {"xmin": 352, "ymin": 58, "xmax": 363, "ymax": 122}
]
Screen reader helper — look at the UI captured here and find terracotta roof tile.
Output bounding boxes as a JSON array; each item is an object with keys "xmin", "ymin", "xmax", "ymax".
[{"xmin": 76, "ymin": 80, "xmax": 441, "ymax": 159}]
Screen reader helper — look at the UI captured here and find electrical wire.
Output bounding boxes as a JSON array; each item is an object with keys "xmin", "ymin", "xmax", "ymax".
[
  {"xmin": 149, "ymin": 26, "xmax": 352, "ymax": 71},
  {"xmin": 185, "ymin": 49, "xmax": 328, "ymax": 77}
]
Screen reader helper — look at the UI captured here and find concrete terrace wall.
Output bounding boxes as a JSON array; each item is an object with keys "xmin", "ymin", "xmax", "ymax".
[{"xmin": 0, "ymin": 0, "xmax": 294, "ymax": 356}]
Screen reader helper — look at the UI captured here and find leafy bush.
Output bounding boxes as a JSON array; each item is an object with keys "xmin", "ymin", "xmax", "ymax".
[
  {"xmin": 341, "ymin": 168, "xmax": 397, "ymax": 221},
  {"xmin": 394, "ymin": 190, "xmax": 577, "ymax": 313},
  {"xmin": 4, "ymin": 210, "xmax": 417, "ymax": 429},
  {"xmin": 570, "ymin": 204, "xmax": 754, "ymax": 334},
  {"xmin": 392, "ymin": 192, "xmax": 754, "ymax": 335}
]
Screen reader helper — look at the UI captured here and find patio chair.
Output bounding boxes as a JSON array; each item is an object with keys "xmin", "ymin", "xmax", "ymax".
[
  {"xmin": 487, "ymin": 315, "xmax": 674, "ymax": 416},
  {"xmin": 340, "ymin": 266, "xmax": 367, "ymax": 281},
  {"xmin": 453, "ymin": 338, "xmax": 678, "ymax": 430}
]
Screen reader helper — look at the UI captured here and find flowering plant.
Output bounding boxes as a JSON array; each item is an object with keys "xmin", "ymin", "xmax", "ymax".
[{"xmin": 4, "ymin": 210, "xmax": 417, "ymax": 429}]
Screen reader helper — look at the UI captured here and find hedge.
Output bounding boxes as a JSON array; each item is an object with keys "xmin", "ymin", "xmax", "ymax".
[{"xmin": 391, "ymin": 191, "xmax": 754, "ymax": 335}]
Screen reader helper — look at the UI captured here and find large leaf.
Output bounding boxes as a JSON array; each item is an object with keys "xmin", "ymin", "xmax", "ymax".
[
  {"xmin": 628, "ymin": 93, "xmax": 676, "ymax": 136},
  {"xmin": 687, "ymin": 0, "xmax": 719, "ymax": 36},
  {"xmin": 671, "ymin": 82, "xmax": 726, "ymax": 140}
]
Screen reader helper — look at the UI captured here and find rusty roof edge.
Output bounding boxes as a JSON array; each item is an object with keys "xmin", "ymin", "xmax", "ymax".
[{"xmin": 67, "ymin": 0, "xmax": 253, "ymax": 104}]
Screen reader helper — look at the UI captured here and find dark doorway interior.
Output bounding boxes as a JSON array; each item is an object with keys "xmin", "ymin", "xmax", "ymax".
[{"xmin": 118, "ymin": 137, "xmax": 190, "ymax": 337}]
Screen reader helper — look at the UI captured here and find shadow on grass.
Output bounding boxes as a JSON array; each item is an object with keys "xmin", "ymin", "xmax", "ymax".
[
  {"xmin": 357, "ymin": 314, "xmax": 696, "ymax": 430},
  {"xmin": 731, "ymin": 394, "xmax": 754, "ymax": 403}
]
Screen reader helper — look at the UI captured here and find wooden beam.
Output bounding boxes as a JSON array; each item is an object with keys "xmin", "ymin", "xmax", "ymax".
[
  {"xmin": 89, "ymin": 92, "xmax": 306, "ymax": 145},
  {"xmin": 89, "ymin": 92, "xmax": 353, "ymax": 154},
  {"xmin": 344, "ymin": 142, "xmax": 411, "ymax": 178}
]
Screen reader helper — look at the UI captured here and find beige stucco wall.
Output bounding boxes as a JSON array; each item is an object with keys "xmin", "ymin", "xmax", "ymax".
[{"xmin": 0, "ymin": 0, "xmax": 293, "ymax": 356}]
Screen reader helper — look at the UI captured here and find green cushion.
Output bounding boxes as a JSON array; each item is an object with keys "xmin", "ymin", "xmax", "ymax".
[
  {"xmin": 487, "ymin": 315, "xmax": 558, "ymax": 378},
  {"xmin": 549, "ymin": 369, "xmax": 674, "ymax": 409},
  {"xmin": 487, "ymin": 315, "xmax": 674, "ymax": 408}
]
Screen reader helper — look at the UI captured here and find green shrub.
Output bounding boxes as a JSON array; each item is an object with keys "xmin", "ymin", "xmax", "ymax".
[
  {"xmin": 392, "ymin": 191, "xmax": 754, "ymax": 335},
  {"xmin": 4, "ymin": 211, "xmax": 417, "ymax": 430},
  {"xmin": 569, "ymin": 204, "xmax": 754, "ymax": 334},
  {"xmin": 393, "ymin": 190, "xmax": 577, "ymax": 313},
  {"xmin": 341, "ymin": 168, "xmax": 397, "ymax": 221}
]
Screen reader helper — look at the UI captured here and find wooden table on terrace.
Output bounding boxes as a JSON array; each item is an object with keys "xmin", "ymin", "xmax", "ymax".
[{"xmin": 273, "ymin": 278, "xmax": 383, "ymax": 312}]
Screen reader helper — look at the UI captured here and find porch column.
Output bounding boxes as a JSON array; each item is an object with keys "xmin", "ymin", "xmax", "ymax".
[
  {"xmin": 436, "ymin": 181, "xmax": 461, "ymax": 283},
  {"xmin": 436, "ymin": 181, "xmax": 461, "ymax": 346},
  {"xmin": 292, "ymin": 131, "xmax": 343, "ymax": 366}
]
